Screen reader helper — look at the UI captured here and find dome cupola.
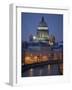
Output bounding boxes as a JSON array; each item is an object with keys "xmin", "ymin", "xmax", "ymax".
[{"xmin": 37, "ymin": 16, "xmax": 48, "ymax": 30}]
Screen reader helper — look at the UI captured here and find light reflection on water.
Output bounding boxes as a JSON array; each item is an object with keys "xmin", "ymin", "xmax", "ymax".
[{"xmin": 22, "ymin": 64, "xmax": 60, "ymax": 77}]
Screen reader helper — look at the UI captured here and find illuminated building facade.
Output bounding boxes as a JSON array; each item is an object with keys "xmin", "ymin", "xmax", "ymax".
[
  {"xmin": 32, "ymin": 16, "xmax": 55, "ymax": 45},
  {"xmin": 36, "ymin": 16, "xmax": 49, "ymax": 42}
]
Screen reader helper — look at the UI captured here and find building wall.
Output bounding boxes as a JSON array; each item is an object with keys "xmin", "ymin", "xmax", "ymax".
[{"xmin": 22, "ymin": 51, "xmax": 63, "ymax": 64}]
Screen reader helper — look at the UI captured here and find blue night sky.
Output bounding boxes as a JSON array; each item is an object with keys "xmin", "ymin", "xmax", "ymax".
[{"xmin": 21, "ymin": 12, "xmax": 63, "ymax": 42}]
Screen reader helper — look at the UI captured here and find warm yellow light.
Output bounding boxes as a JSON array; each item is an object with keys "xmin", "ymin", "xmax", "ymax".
[
  {"xmin": 25, "ymin": 56, "xmax": 30, "ymax": 60},
  {"xmin": 42, "ymin": 56, "xmax": 48, "ymax": 59},
  {"xmin": 34, "ymin": 56, "xmax": 37, "ymax": 60},
  {"xmin": 31, "ymin": 54, "xmax": 33, "ymax": 56}
]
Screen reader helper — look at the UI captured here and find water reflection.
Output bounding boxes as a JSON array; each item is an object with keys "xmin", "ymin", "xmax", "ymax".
[
  {"xmin": 22, "ymin": 64, "xmax": 61, "ymax": 77},
  {"xmin": 29, "ymin": 68, "xmax": 34, "ymax": 76},
  {"xmin": 48, "ymin": 65, "xmax": 51, "ymax": 75}
]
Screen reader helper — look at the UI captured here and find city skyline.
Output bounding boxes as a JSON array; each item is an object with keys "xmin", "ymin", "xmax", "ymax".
[
  {"xmin": 21, "ymin": 12, "xmax": 63, "ymax": 42},
  {"xmin": 21, "ymin": 12, "xmax": 63, "ymax": 77}
]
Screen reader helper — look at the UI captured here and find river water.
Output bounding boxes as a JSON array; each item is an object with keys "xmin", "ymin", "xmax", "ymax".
[{"xmin": 22, "ymin": 64, "xmax": 61, "ymax": 77}]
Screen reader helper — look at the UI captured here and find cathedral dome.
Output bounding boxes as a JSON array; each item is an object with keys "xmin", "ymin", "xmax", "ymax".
[
  {"xmin": 36, "ymin": 16, "xmax": 49, "ymax": 42},
  {"xmin": 37, "ymin": 16, "xmax": 48, "ymax": 30},
  {"xmin": 38, "ymin": 16, "xmax": 48, "ymax": 27}
]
